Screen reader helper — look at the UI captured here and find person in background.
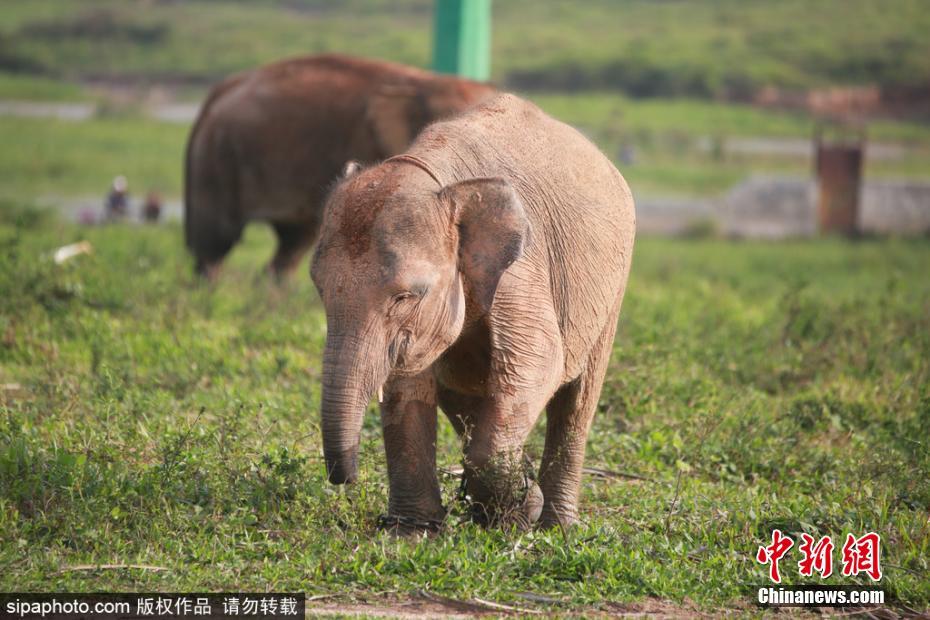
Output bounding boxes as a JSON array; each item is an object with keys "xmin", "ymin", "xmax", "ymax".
[
  {"xmin": 142, "ymin": 190, "xmax": 162, "ymax": 223},
  {"xmin": 105, "ymin": 176, "xmax": 130, "ymax": 221}
]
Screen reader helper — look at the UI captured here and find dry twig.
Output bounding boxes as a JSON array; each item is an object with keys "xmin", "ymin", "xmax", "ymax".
[{"xmin": 55, "ymin": 564, "xmax": 168, "ymax": 575}]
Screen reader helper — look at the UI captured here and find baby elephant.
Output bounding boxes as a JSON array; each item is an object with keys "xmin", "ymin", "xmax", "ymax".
[{"xmin": 311, "ymin": 93, "xmax": 635, "ymax": 531}]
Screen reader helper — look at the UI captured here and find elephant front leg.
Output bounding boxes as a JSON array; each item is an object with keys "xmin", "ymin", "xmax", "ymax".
[
  {"xmin": 379, "ymin": 371, "xmax": 445, "ymax": 534},
  {"xmin": 461, "ymin": 396, "xmax": 548, "ymax": 530},
  {"xmin": 460, "ymin": 301, "xmax": 564, "ymax": 529},
  {"xmin": 437, "ymin": 387, "xmax": 541, "ymax": 526}
]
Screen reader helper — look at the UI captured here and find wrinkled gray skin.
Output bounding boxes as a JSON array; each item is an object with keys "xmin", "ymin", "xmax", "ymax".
[
  {"xmin": 185, "ymin": 54, "xmax": 495, "ymax": 278},
  {"xmin": 311, "ymin": 93, "xmax": 635, "ymax": 531}
]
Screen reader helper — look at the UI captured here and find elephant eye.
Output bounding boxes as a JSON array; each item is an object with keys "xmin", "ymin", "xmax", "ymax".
[
  {"xmin": 388, "ymin": 291, "xmax": 415, "ymax": 312},
  {"xmin": 388, "ymin": 287, "xmax": 427, "ymax": 315},
  {"xmin": 391, "ymin": 292, "xmax": 415, "ymax": 306}
]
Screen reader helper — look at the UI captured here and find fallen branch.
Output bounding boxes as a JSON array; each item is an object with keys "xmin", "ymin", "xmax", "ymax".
[
  {"xmin": 884, "ymin": 562, "xmax": 923, "ymax": 576},
  {"xmin": 441, "ymin": 465, "xmax": 653, "ymax": 483},
  {"xmin": 305, "ymin": 594, "xmax": 337, "ymax": 603},
  {"xmin": 516, "ymin": 592, "xmax": 564, "ymax": 605},
  {"xmin": 583, "ymin": 466, "xmax": 654, "ymax": 482},
  {"xmin": 664, "ymin": 470, "xmax": 683, "ymax": 535},
  {"xmin": 415, "ymin": 590, "xmax": 492, "ymax": 614},
  {"xmin": 471, "ymin": 597, "xmax": 543, "ymax": 615},
  {"xmin": 55, "ymin": 564, "xmax": 168, "ymax": 575},
  {"xmin": 439, "ymin": 465, "xmax": 464, "ymax": 477}
]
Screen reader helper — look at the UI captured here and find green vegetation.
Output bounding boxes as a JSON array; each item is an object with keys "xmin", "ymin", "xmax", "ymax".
[
  {"xmin": 0, "ymin": 117, "xmax": 187, "ymax": 202},
  {"xmin": 3, "ymin": 97, "xmax": 929, "ymax": 202},
  {"xmin": 533, "ymin": 94, "xmax": 930, "ymax": 195},
  {"xmin": 533, "ymin": 94, "xmax": 930, "ymax": 145},
  {"xmin": 2, "ymin": 0, "xmax": 929, "ymax": 97},
  {"xmin": 495, "ymin": 0, "xmax": 930, "ymax": 96},
  {"xmin": 1, "ymin": 1, "xmax": 927, "ymax": 612},
  {"xmin": 0, "ymin": 73, "xmax": 87, "ymax": 101},
  {"xmin": 1, "ymin": 208, "xmax": 927, "ymax": 613},
  {"xmin": 2, "ymin": 0, "xmax": 928, "ymax": 199},
  {"xmin": 0, "ymin": 1, "xmax": 431, "ymax": 88}
]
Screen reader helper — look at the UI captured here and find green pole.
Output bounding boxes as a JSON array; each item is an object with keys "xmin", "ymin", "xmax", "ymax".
[{"xmin": 432, "ymin": 0, "xmax": 491, "ymax": 81}]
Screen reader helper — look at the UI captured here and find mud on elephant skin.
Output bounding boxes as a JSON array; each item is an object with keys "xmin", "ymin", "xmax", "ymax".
[
  {"xmin": 184, "ymin": 54, "xmax": 495, "ymax": 279},
  {"xmin": 311, "ymin": 93, "xmax": 635, "ymax": 532}
]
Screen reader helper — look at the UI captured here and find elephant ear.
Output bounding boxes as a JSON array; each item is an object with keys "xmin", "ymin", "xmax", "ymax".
[
  {"xmin": 366, "ymin": 84, "xmax": 430, "ymax": 156},
  {"xmin": 441, "ymin": 178, "xmax": 532, "ymax": 312}
]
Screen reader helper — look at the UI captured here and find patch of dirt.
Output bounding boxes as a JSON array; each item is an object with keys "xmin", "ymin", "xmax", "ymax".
[
  {"xmin": 305, "ymin": 593, "xmax": 717, "ymax": 618},
  {"xmin": 306, "ymin": 594, "xmax": 921, "ymax": 618}
]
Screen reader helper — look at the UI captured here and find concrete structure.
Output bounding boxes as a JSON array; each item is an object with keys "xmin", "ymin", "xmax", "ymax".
[
  {"xmin": 723, "ymin": 176, "xmax": 930, "ymax": 238},
  {"xmin": 635, "ymin": 176, "xmax": 930, "ymax": 238}
]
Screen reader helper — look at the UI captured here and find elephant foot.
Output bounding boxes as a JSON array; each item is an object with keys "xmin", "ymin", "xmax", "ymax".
[
  {"xmin": 538, "ymin": 504, "xmax": 579, "ymax": 531},
  {"xmin": 463, "ymin": 452, "xmax": 544, "ymax": 530},
  {"xmin": 468, "ymin": 479, "xmax": 543, "ymax": 531},
  {"xmin": 377, "ymin": 513, "xmax": 445, "ymax": 538},
  {"xmin": 512, "ymin": 481, "xmax": 544, "ymax": 530},
  {"xmin": 195, "ymin": 259, "xmax": 222, "ymax": 282},
  {"xmin": 266, "ymin": 260, "xmax": 298, "ymax": 283}
]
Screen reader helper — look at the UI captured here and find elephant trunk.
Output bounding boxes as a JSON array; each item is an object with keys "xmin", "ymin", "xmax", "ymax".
[{"xmin": 320, "ymin": 330, "xmax": 386, "ymax": 484}]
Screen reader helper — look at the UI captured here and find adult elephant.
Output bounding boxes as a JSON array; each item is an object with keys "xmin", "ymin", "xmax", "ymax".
[{"xmin": 184, "ymin": 54, "xmax": 495, "ymax": 278}]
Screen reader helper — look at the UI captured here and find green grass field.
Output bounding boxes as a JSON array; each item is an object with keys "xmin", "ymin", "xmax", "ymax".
[
  {"xmin": 1, "ymin": 207, "xmax": 927, "ymax": 613},
  {"xmin": 3, "ymin": 0, "xmax": 929, "ymax": 201},
  {"xmin": 1, "ymin": 0, "xmax": 929, "ymax": 613},
  {"xmin": 2, "ymin": 0, "xmax": 929, "ymax": 97},
  {"xmin": 4, "ymin": 97, "xmax": 929, "ymax": 203}
]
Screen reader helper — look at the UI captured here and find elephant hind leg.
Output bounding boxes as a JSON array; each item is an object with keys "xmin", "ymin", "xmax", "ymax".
[
  {"xmin": 269, "ymin": 221, "xmax": 319, "ymax": 278},
  {"xmin": 538, "ymin": 308, "xmax": 620, "ymax": 529},
  {"xmin": 437, "ymin": 387, "xmax": 483, "ymax": 439},
  {"xmin": 187, "ymin": 216, "xmax": 245, "ymax": 280}
]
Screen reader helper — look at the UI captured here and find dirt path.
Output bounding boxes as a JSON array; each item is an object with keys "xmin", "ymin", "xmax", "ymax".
[
  {"xmin": 0, "ymin": 97, "xmax": 920, "ymax": 162},
  {"xmin": 0, "ymin": 100, "xmax": 95, "ymax": 121},
  {"xmin": 304, "ymin": 594, "xmax": 712, "ymax": 618},
  {"xmin": 0, "ymin": 98, "xmax": 198, "ymax": 123},
  {"xmin": 304, "ymin": 595, "xmax": 918, "ymax": 618},
  {"xmin": 695, "ymin": 135, "xmax": 913, "ymax": 161},
  {"xmin": 35, "ymin": 178, "xmax": 930, "ymax": 239}
]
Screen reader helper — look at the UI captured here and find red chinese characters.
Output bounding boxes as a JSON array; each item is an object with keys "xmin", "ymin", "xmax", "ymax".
[
  {"xmin": 758, "ymin": 530, "xmax": 882, "ymax": 583},
  {"xmin": 841, "ymin": 532, "xmax": 882, "ymax": 581},
  {"xmin": 798, "ymin": 534, "xmax": 834, "ymax": 578},
  {"xmin": 757, "ymin": 529, "xmax": 795, "ymax": 583}
]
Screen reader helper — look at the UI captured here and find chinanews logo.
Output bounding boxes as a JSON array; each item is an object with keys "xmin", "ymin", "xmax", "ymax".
[
  {"xmin": 753, "ymin": 530, "xmax": 884, "ymax": 608},
  {"xmin": 756, "ymin": 530, "xmax": 882, "ymax": 583}
]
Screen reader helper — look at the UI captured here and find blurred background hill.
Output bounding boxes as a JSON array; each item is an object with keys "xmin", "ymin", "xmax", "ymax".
[
  {"xmin": 4, "ymin": 0, "xmax": 930, "ymax": 102},
  {"xmin": 1, "ymin": 0, "xmax": 929, "ymax": 232}
]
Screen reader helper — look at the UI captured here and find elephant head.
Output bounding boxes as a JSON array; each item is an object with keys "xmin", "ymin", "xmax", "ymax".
[{"xmin": 311, "ymin": 161, "xmax": 531, "ymax": 484}]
